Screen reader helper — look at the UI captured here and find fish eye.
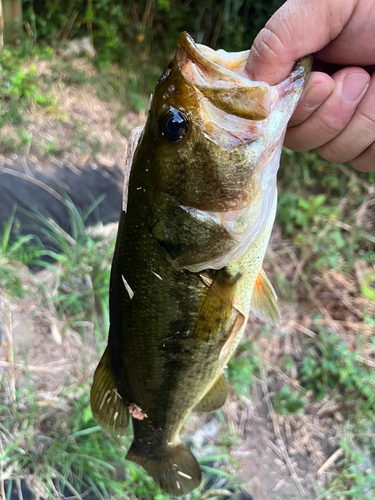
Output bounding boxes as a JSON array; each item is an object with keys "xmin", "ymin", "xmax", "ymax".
[{"xmin": 160, "ymin": 108, "xmax": 188, "ymax": 142}]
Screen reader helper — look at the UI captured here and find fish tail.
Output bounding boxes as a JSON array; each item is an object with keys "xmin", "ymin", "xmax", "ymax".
[{"xmin": 126, "ymin": 442, "xmax": 201, "ymax": 496}]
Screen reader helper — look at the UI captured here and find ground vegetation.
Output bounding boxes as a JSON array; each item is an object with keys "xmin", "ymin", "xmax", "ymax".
[{"xmin": 1, "ymin": 2, "xmax": 375, "ymax": 498}]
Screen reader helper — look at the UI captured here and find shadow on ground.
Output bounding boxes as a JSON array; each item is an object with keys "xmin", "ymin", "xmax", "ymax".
[{"xmin": 0, "ymin": 162, "xmax": 123, "ymax": 245}]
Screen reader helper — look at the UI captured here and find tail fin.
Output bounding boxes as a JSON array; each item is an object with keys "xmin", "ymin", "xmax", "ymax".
[{"xmin": 126, "ymin": 442, "xmax": 201, "ymax": 496}]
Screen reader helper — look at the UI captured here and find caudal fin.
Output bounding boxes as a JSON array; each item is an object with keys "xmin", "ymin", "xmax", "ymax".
[{"xmin": 126, "ymin": 443, "xmax": 201, "ymax": 496}]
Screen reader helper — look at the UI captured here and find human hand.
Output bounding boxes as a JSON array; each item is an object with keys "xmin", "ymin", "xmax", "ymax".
[{"xmin": 246, "ymin": 0, "xmax": 375, "ymax": 172}]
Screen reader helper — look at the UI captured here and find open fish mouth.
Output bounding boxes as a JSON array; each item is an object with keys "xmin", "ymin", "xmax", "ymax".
[{"xmin": 176, "ymin": 32, "xmax": 312, "ymax": 123}]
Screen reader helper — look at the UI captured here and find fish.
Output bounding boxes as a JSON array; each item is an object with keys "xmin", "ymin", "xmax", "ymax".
[{"xmin": 90, "ymin": 32, "xmax": 311, "ymax": 496}]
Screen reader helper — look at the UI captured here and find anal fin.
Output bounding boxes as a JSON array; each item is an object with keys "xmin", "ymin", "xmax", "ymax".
[
  {"xmin": 194, "ymin": 373, "xmax": 228, "ymax": 412},
  {"xmin": 90, "ymin": 347, "xmax": 129, "ymax": 436},
  {"xmin": 251, "ymin": 268, "xmax": 281, "ymax": 326}
]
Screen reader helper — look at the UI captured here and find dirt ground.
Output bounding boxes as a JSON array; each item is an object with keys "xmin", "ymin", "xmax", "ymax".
[{"xmin": 1, "ymin": 54, "xmax": 375, "ymax": 500}]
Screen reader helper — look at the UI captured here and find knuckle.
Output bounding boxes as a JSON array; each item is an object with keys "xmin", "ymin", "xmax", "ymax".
[
  {"xmin": 317, "ymin": 144, "xmax": 341, "ymax": 164},
  {"xmin": 358, "ymin": 109, "xmax": 375, "ymax": 130},
  {"xmin": 351, "ymin": 144, "xmax": 375, "ymax": 172},
  {"xmin": 252, "ymin": 25, "xmax": 289, "ymax": 63},
  {"xmin": 318, "ymin": 111, "xmax": 347, "ymax": 137}
]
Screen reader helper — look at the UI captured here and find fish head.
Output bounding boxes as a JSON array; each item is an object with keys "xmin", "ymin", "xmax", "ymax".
[
  {"xmin": 144, "ymin": 32, "xmax": 310, "ymax": 212},
  {"xmin": 135, "ymin": 33, "xmax": 311, "ymax": 269}
]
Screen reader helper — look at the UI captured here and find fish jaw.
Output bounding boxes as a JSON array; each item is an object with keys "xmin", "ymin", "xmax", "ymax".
[{"xmin": 145, "ymin": 34, "xmax": 311, "ymax": 212}]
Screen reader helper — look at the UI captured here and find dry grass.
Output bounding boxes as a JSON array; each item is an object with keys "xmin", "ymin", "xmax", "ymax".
[{"xmin": 1, "ymin": 52, "xmax": 375, "ymax": 500}]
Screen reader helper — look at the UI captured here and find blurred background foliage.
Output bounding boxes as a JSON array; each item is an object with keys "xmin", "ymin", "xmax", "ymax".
[{"xmin": 23, "ymin": 0, "xmax": 284, "ymax": 63}]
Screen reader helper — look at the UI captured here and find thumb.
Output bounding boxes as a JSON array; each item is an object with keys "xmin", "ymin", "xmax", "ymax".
[{"xmin": 245, "ymin": 0, "xmax": 356, "ymax": 85}]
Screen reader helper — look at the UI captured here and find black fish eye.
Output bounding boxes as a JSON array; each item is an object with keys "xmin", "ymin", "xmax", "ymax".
[{"xmin": 160, "ymin": 108, "xmax": 188, "ymax": 142}]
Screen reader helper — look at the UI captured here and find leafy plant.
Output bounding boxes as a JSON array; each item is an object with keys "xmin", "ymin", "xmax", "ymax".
[
  {"xmin": 0, "ymin": 49, "xmax": 54, "ymax": 125},
  {"xmin": 300, "ymin": 329, "xmax": 375, "ymax": 418},
  {"xmin": 0, "ymin": 207, "xmax": 43, "ymax": 296},
  {"xmin": 314, "ymin": 436, "xmax": 375, "ymax": 500},
  {"xmin": 24, "ymin": 0, "xmax": 285, "ymax": 68},
  {"xmin": 274, "ymin": 385, "xmax": 307, "ymax": 415}
]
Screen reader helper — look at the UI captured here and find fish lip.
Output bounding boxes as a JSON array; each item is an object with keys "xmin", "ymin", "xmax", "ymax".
[
  {"xmin": 271, "ymin": 54, "xmax": 312, "ymax": 111},
  {"xmin": 177, "ymin": 31, "xmax": 312, "ymax": 86},
  {"xmin": 177, "ymin": 32, "xmax": 251, "ymax": 79},
  {"xmin": 279, "ymin": 55, "xmax": 312, "ymax": 88},
  {"xmin": 292, "ymin": 55, "xmax": 313, "ymax": 79},
  {"xmin": 176, "ymin": 32, "xmax": 271, "ymax": 121}
]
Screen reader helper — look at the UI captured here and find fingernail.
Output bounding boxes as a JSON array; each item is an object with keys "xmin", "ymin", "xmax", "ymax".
[
  {"xmin": 341, "ymin": 73, "xmax": 369, "ymax": 103},
  {"xmin": 303, "ymin": 83, "xmax": 334, "ymax": 109}
]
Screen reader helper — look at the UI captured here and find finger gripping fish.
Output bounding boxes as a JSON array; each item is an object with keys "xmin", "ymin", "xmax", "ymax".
[{"xmin": 91, "ymin": 32, "xmax": 311, "ymax": 496}]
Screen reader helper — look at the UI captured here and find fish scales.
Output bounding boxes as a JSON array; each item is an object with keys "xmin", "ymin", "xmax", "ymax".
[{"xmin": 91, "ymin": 32, "xmax": 311, "ymax": 496}]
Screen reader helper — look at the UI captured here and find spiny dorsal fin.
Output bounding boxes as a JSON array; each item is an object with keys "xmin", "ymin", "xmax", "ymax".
[
  {"xmin": 194, "ymin": 372, "xmax": 228, "ymax": 412},
  {"xmin": 251, "ymin": 268, "xmax": 281, "ymax": 326},
  {"xmin": 90, "ymin": 347, "xmax": 129, "ymax": 436},
  {"xmin": 194, "ymin": 269, "xmax": 240, "ymax": 341}
]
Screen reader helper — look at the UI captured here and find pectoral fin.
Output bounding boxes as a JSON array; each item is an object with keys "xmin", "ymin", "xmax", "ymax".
[
  {"xmin": 194, "ymin": 373, "xmax": 228, "ymax": 412},
  {"xmin": 219, "ymin": 299, "xmax": 245, "ymax": 362},
  {"xmin": 194, "ymin": 269, "xmax": 240, "ymax": 341},
  {"xmin": 251, "ymin": 268, "xmax": 281, "ymax": 326},
  {"xmin": 90, "ymin": 347, "xmax": 129, "ymax": 436}
]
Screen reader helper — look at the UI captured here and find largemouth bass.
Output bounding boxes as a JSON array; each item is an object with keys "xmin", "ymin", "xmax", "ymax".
[{"xmin": 91, "ymin": 32, "xmax": 311, "ymax": 496}]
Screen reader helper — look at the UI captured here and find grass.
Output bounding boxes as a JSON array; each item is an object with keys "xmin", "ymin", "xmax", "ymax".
[
  {"xmin": 1, "ymin": 383, "xmax": 247, "ymax": 500},
  {"xmin": 312, "ymin": 427, "xmax": 375, "ymax": 499},
  {"xmin": 0, "ymin": 42, "xmax": 375, "ymax": 500},
  {"xmin": 267, "ymin": 153, "xmax": 375, "ymax": 498},
  {"xmin": 0, "ymin": 44, "xmax": 146, "ymax": 170},
  {"xmin": 0, "ymin": 207, "xmax": 45, "ymax": 297},
  {"xmin": 2, "ymin": 379, "xmax": 163, "ymax": 500},
  {"xmin": 21, "ymin": 195, "xmax": 113, "ymax": 321}
]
